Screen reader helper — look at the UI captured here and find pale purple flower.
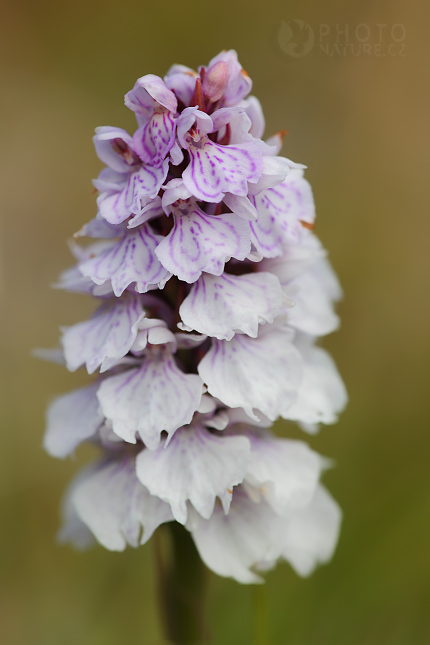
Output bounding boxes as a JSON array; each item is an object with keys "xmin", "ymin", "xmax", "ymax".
[{"xmin": 42, "ymin": 50, "xmax": 347, "ymax": 585}]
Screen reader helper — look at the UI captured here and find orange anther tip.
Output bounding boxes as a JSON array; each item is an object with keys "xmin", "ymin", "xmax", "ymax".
[{"xmin": 299, "ymin": 220, "xmax": 315, "ymax": 230}]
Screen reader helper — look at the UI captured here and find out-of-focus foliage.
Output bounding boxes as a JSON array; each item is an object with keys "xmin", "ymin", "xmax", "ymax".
[{"xmin": 0, "ymin": 0, "xmax": 429, "ymax": 643}]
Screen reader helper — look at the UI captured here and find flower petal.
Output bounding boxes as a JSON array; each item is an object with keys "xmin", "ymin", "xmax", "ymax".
[
  {"xmin": 285, "ymin": 262, "xmax": 341, "ymax": 337},
  {"xmin": 183, "ymin": 139, "xmax": 263, "ymax": 202},
  {"xmin": 133, "ymin": 111, "xmax": 176, "ymax": 167},
  {"xmin": 164, "ymin": 64, "xmax": 198, "ymax": 107},
  {"xmin": 190, "ymin": 491, "xmax": 282, "ymax": 583},
  {"xmin": 198, "ymin": 325, "xmax": 302, "ymax": 421},
  {"xmin": 259, "ymin": 233, "xmax": 326, "ymax": 282},
  {"xmin": 284, "ymin": 336, "xmax": 348, "ymax": 430},
  {"xmin": 75, "ymin": 217, "xmax": 128, "ymax": 239},
  {"xmin": 155, "ymin": 201, "xmax": 250, "ymax": 283},
  {"xmin": 223, "ymin": 193, "xmax": 257, "ymax": 221},
  {"xmin": 93, "ymin": 127, "xmax": 140, "ymax": 173},
  {"xmin": 136, "ymin": 425, "xmax": 251, "ymax": 524},
  {"xmin": 250, "ymin": 170, "xmax": 315, "ymax": 258},
  {"xmin": 98, "ymin": 161, "xmax": 168, "ymax": 225},
  {"xmin": 61, "ymin": 293, "xmax": 147, "ymax": 374},
  {"xmin": 247, "ymin": 155, "xmax": 293, "ymax": 196},
  {"xmin": 97, "ymin": 356, "xmax": 203, "ymax": 449},
  {"xmin": 43, "ymin": 383, "xmax": 103, "ymax": 458},
  {"xmin": 243, "ymin": 430, "xmax": 323, "ymax": 514},
  {"xmin": 280, "ymin": 485, "xmax": 342, "ymax": 576},
  {"xmin": 71, "ymin": 456, "xmax": 173, "ymax": 551},
  {"xmin": 127, "ymin": 196, "xmax": 164, "ymax": 228},
  {"xmin": 241, "ymin": 95, "xmax": 265, "ymax": 139},
  {"xmin": 179, "ymin": 272, "xmax": 285, "ymax": 340},
  {"xmin": 125, "ymin": 74, "xmax": 177, "ymax": 125},
  {"xmin": 79, "ymin": 224, "xmax": 171, "ymax": 297}
]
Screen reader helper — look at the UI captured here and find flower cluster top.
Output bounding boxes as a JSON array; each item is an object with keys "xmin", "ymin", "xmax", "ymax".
[{"xmin": 43, "ymin": 50, "xmax": 347, "ymax": 584}]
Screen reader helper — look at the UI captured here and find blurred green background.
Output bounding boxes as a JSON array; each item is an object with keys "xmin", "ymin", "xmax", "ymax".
[{"xmin": 1, "ymin": 0, "xmax": 429, "ymax": 642}]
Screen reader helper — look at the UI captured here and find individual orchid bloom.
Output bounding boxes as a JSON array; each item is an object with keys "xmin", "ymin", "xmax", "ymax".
[
  {"xmin": 178, "ymin": 271, "xmax": 287, "ymax": 340},
  {"xmin": 93, "ymin": 126, "xmax": 168, "ymax": 225},
  {"xmin": 155, "ymin": 194, "xmax": 251, "ymax": 283},
  {"xmin": 78, "ymin": 224, "xmax": 171, "ymax": 296},
  {"xmin": 197, "ymin": 322, "xmax": 303, "ymax": 421},
  {"xmin": 136, "ymin": 421, "xmax": 251, "ymax": 524},
  {"xmin": 190, "ymin": 483, "xmax": 341, "ymax": 583},
  {"xmin": 125, "ymin": 74, "xmax": 178, "ymax": 168},
  {"xmin": 42, "ymin": 51, "xmax": 347, "ymax": 603},
  {"xmin": 96, "ymin": 329, "xmax": 204, "ymax": 450},
  {"xmin": 66, "ymin": 455, "xmax": 174, "ymax": 551},
  {"xmin": 176, "ymin": 106, "xmax": 263, "ymax": 202}
]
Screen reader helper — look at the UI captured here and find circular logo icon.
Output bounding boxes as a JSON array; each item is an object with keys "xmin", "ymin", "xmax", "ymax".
[{"xmin": 278, "ymin": 19, "xmax": 315, "ymax": 58}]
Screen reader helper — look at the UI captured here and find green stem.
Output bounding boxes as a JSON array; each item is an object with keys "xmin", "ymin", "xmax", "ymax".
[
  {"xmin": 254, "ymin": 583, "xmax": 269, "ymax": 645},
  {"xmin": 154, "ymin": 523, "xmax": 209, "ymax": 643}
]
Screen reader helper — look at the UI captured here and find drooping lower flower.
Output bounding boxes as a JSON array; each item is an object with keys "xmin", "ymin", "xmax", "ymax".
[{"xmin": 41, "ymin": 49, "xmax": 347, "ymax": 586}]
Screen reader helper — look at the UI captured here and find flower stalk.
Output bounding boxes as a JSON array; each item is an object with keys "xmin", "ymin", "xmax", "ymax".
[{"xmin": 155, "ymin": 523, "xmax": 208, "ymax": 643}]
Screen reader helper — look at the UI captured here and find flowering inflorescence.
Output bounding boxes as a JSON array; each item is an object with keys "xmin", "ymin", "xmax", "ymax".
[{"xmin": 43, "ymin": 50, "xmax": 347, "ymax": 584}]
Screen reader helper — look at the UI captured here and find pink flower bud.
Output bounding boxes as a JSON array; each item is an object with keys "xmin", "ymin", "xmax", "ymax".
[{"xmin": 202, "ymin": 61, "xmax": 229, "ymax": 103}]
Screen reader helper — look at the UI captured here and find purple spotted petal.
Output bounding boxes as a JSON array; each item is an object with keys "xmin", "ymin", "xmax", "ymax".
[
  {"xmin": 61, "ymin": 293, "xmax": 148, "ymax": 374},
  {"xmin": 250, "ymin": 170, "xmax": 316, "ymax": 258},
  {"xmin": 178, "ymin": 272, "xmax": 285, "ymax": 340},
  {"xmin": 155, "ymin": 201, "xmax": 251, "ymax": 283},
  {"xmin": 97, "ymin": 356, "xmax": 203, "ymax": 449},
  {"xmin": 136, "ymin": 425, "xmax": 251, "ymax": 524},
  {"xmin": 125, "ymin": 74, "xmax": 177, "ymax": 126},
  {"xmin": 79, "ymin": 225, "xmax": 171, "ymax": 296},
  {"xmin": 198, "ymin": 325, "xmax": 303, "ymax": 421},
  {"xmin": 247, "ymin": 156, "xmax": 296, "ymax": 196},
  {"xmin": 98, "ymin": 160, "xmax": 168, "ymax": 225},
  {"xmin": 133, "ymin": 111, "xmax": 176, "ymax": 168},
  {"xmin": 183, "ymin": 138, "xmax": 263, "ymax": 202}
]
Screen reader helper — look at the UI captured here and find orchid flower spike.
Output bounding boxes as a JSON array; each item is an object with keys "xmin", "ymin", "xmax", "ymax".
[{"xmin": 42, "ymin": 49, "xmax": 347, "ymax": 585}]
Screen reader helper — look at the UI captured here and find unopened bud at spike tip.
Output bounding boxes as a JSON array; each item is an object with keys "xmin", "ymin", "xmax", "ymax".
[{"xmin": 202, "ymin": 61, "xmax": 229, "ymax": 104}]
